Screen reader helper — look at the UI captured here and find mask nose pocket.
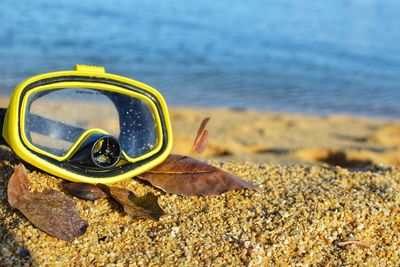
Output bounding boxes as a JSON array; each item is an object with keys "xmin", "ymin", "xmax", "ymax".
[{"xmin": 67, "ymin": 132, "xmax": 121, "ymax": 169}]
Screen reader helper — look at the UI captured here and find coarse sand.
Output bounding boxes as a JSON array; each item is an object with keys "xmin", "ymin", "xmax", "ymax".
[{"xmin": 0, "ymin": 107, "xmax": 400, "ymax": 265}]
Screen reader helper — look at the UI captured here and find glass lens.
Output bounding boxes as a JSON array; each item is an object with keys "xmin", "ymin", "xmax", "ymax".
[{"xmin": 24, "ymin": 88, "xmax": 158, "ymax": 158}]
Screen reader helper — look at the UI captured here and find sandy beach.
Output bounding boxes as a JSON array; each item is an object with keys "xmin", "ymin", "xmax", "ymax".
[
  {"xmin": 1, "ymin": 106, "xmax": 400, "ymax": 265},
  {"xmin": 172, "ymin": 107, "xmax": 400, "ymax": 168}
]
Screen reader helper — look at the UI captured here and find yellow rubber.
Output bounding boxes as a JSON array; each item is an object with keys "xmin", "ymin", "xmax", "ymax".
[{"xmin": 2, "ymin": 65, "xmax": 173, "ymax": 184}]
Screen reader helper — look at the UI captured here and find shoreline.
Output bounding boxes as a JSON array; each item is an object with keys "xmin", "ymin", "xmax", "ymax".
[
  {"xmin": 170, "ymin": 104, "xmax": 400, "ymax": 123},
  {"xmin": 1, "ymin": 96, "xmax": 399, "ymax": 123}
]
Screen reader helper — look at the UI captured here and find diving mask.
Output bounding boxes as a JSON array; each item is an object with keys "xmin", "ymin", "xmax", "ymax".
[{"xmin": 0, "ymin": 65, "xmax": 173, "ymax": 184}]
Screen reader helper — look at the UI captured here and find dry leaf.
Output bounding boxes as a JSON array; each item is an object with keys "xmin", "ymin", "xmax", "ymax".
[
  {"xmin": 7, "ymin": 163, "xmax": 30, "ymax": 207},
  {"xmin": 97, "ymin": 185, "xmax": 166, "ymax": 221},
  {"xmin": 192, "ymin": 117, "xmax": 210, "ymax": 154},
  {"xmin": 137, "ymin": 154, "xmax": 258, "ymax": 196},
  {"xmin": 7, "ymin": 164, "xmax": 88, "ymax": 241},
  {"xmin": 124, "ymin": 193, "xmax": 166, "ymax": 221},
  {"xmin": 62, "ymin": 182, "xmax": 108, "ymax": 200}
]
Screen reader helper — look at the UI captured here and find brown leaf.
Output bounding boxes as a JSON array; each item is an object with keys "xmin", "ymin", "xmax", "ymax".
[
  {"xmin": 7, "ymin": 163, "xmax": 30, "ymax": 207},
  {"xmin": 192, "ymin": 117, "xmax": 210, "ymax": 154},
  {"xmin": 97, "ymin": 185, "xmax": 166, "ymax": 221},
  {"xmin": 7, "ymin": 164, "xmax": 88, "ymax": 241},
  {"xmin": 137, "ymin": 154, "xmax": 258, "ymax": 196},
  {"xmin": 62, "ymin": 182, "xmax": 108, "ymax": 200}
]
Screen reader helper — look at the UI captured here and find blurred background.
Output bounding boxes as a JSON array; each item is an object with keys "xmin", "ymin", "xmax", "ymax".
[{"xmin": 0, "ymin": 0, "xmax": 399, "ymax": 119}]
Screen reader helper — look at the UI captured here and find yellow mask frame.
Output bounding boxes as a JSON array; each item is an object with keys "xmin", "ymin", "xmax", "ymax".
[{"xmin": 1, "ymin": 65, "xmax": 173, "ymax": 184}]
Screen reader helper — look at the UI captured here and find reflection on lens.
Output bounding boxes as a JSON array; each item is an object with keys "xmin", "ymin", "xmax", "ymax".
[{"xmin": 24, "ymin": 87, "xmax": 159, "ymax": 160}]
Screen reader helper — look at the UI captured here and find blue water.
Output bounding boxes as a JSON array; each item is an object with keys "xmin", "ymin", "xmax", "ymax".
[{"xmin": 1, "ymin": 0, "xmax": 400, "ymax": 119}]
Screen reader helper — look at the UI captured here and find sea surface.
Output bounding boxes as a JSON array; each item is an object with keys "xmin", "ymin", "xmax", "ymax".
[{"xmin": 1, "ymin": 0, "xmax": 400, "ymax": 119}]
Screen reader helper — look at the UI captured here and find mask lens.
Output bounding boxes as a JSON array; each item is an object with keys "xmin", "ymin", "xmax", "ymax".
[{"xmin": 24, "ymin": 88, "xmax": 159, "ymax": 160}]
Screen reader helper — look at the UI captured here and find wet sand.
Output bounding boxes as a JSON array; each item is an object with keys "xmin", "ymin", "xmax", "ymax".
[{"xmin": 1, "ymin": 106, "xmax": 400, "ymax": 265}]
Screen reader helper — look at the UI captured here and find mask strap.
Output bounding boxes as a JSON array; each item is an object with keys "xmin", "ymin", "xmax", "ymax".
[
  {"xmin": 0, "ymin": 108, "xmax": 6, "ymax": 145},
  {"xmin": 0, "ymin": 107, "xmax": 85, "ymax": 146},
  {"xmin": 26, "ymin": 113, "xmax": 85, "ymax": 142}
]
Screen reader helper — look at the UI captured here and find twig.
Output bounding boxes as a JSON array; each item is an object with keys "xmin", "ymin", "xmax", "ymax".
[{"xmin": 337, "ymin": 241, "xmax": 372, "ymax": 248}]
